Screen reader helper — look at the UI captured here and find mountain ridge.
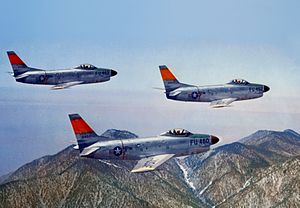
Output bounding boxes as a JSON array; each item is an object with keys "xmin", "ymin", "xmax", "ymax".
[
  {"xmin": 180, "ymin": 129, "xmax": 300, "ymax": 207},
  {"xmin": 1, "ymin": 129, "xmax": 299, "ymax": 208},
  {"xmin": 0, "ymin": 129, "xmax": 204, "ymax": 208}
]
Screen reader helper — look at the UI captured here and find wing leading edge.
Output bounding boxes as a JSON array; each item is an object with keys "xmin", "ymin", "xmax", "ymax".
[
  {"xmin": 131, "ymin": 154, "xmax": 175, "ymax": 173},
  {"xmin": 210, "ymin": 98, "xmax": 237, "ymax": 108},
  {"xmin": 51, "ymin": 81, "xmax": 84, "ymax": 90}
]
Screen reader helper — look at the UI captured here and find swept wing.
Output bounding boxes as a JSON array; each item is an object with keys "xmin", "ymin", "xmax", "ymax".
[
  {"xmin": 51, "ymin": 81, "xmax": 84, "ymax": 90},
  {"xmin": 210, "ymin": 98, "xmax": 237, "ymax": 108},
  {"xmin": 131, "ymin": 154, "xmax": 175, "ymax": 173}
]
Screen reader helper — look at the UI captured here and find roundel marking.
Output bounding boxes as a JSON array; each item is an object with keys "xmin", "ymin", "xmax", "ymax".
[
  {"xmin": 191, "ymin": 91, "xmax": 198, "ymax": 99},
  {"xmin": 39, "ymin": 75, "xmax": 45, "ymax": 81},
  {"xmin": 113, "ymin": 146, "xmax": 122, "ymax": 156}
]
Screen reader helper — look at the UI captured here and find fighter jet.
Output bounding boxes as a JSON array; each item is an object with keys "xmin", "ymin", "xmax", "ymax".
[
  {"xmin": 159, "ymin": 65, "xmax": 270, "ymax": 107},
  {"xmin": 7, "ymin": 51, "xmax": 117, "ymax": 89},
  {"xmin": 69, "ymin": 114, "xmax": 219, "ymax": 173}
]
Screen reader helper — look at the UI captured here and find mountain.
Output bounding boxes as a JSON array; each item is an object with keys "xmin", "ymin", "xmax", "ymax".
[
  {"xmin": 101, "ymin": 129, "xmax": 138, "ymax": 140},
  {"xmin": 0, "ymin": 129, "xmax": 204, "ymax": 208},
  {"xmin": 218, "ymin": 156, "xmax": 300, "ymax": 208},
  {"xmin": 0, "ymin": 173, "xmax": 12, "ymax": 185},
  {"xmin": 239, "ymin": 129, "xmax": 300, "ymax": 162},
  {"xmin": 0, "ymin": 129, "xmax": 299, "ymax": 208},
  {"xmin": 180, "ymin": 129, "xmax": 300, "ymax": 207}
]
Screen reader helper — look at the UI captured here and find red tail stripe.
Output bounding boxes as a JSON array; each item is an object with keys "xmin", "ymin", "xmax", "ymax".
[
  {"xmin": 71, "ymin": 118, "xmax": 94, "ymax": 134},
  {"xmin": 8, "ymin": 54, "xmax": 25, "ymax": 65},
  {"xmin": 160, "ymin": 68, "xmax": 177, "ymax": 81}
]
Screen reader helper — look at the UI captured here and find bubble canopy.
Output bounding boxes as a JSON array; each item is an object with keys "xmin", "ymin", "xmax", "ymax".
[
  {"xmin": 160, "ymin": 128, "xmax": 192, "ymax": 136},
  {"xmin": 75, "ymin": 64, "xmax": 96, "ymax": 69},
  {"xmin": 229, "ymin": 79, "xmax": 249, "ymax": 85}
]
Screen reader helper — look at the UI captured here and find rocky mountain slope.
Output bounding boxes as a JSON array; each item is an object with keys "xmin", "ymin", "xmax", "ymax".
[
  {"xmin": 0, "ymin": 129, "xmax": 299, "ymax": 208},
  {"xmin": 0, "ymin": 130, "xmax": 203, "ymax": 208},
  {"xmin": 218, "ymin": 156, "xmax": 300, "ymax": 208},
  {"xmin": 180, "ymin": 129, "xmax": 300, "ymax": 207}
]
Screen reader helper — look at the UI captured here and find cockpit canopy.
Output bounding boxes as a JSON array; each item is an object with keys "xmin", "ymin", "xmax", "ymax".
[
  {"xmin": 229, "ymin": 79, "xmax": 249, "ymax": 85},
  {"xmin": 160, "ymin": 128, "xmax": 192, "ymax": 137},
  {"xmin": 75, "ymin": 64, "xmax": 96, "ymax": 70}
]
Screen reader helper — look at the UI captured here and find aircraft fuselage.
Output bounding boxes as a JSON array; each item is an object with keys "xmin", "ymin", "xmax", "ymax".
[
  {"xmin": 16, "ymin": 68, "xmax": 114, "ymax": 85},
  {"xmin": 159, "ymin": 65, "xmax": 270, "ymax": 107},
  {"xmin": 81, "ymin": 134, "xmax": 215, "ymax": 160},
  {"xmin": 7, "ymin": 51, "xmax": 117, "ymax": 89},
  {"xmin": 168, "ymin": 83, "xmax": 266, "ymax": 102},
  {"xmin": 69, "ymin": 114, "xmax": 220, "ymax": 172}
]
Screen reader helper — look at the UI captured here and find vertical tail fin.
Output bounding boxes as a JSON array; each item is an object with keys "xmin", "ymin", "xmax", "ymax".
[
  {"xmin": 7, "ymin": 51, "xmax": 29, "ymax": 77},
  {"xmin": 69, "ymin": 114, "xmax": 99, "ymax": 151},
  {"xmin": 159, "ymin": 65, "xmax": 187, "ymax": 92}
]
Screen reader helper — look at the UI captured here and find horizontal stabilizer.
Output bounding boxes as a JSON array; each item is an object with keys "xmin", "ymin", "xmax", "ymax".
[
  {"xmin": 168, "ymin": 90, "xmax": 181, "ymax": 97},
  {"xmin": 15, "ymin": 73, "xmax": 30, "ymax": 80},
  {"xmin": 153, "ymin": 87, "xmax": 165, "ymax": 91},
  {"xmin": 80, "ymin": 146, "xmax": 99, "ymax": 156}
]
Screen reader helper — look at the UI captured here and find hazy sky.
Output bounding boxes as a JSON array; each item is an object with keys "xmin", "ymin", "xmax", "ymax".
[{"xmin": 1, "ymin": 0, "xmax": 300, "ymax": 175}]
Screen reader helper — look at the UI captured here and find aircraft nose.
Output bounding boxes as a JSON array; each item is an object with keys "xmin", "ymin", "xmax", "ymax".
[
  {"xmin": 211, "ymin": 135, "xmax": 219, "ymax": 144},
  {"xmin": 263, "ymin": 85, "xmax": 270, "ymax": 92},
  {"xmin": 111, "ymin": 69, "xmax": 118, "ymax": 77}
]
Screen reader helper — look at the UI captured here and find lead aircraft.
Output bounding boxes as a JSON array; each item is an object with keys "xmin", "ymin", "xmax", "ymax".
[
  {"xmin": 159, "ymin": 65, "xmax": 270, "ymax": 107},
  {"xmin": 69, "ymin": 114, "xmax": 219, "ymax": 173},
  {"xmin": 7, "ymin": 51, "xmax": 117, "ymax": 89}
]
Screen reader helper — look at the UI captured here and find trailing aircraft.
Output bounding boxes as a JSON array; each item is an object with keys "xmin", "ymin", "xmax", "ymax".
[
  {"xmin": 69, "ymin": 114, "xmax": 219, "ymax": 173},
  {"xmin": 159, "ymin": 65, "xmax": 270, "ymax": 107},
  {"xmin": 7, "ymin": 51, "xmax": 117, "ymax": 89}
]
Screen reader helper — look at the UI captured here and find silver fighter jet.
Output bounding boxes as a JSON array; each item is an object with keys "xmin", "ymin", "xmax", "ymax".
[
  {"xmin": 159, "ymin": 65, "xmax": 270, "ymax": 107},
  {"xmin": 69, "ymin": 114, "xmax": 219, "ymax": 173},
  {"xmin": 7, "ymin": 51, "xmax": 117, "ymax": 89}
]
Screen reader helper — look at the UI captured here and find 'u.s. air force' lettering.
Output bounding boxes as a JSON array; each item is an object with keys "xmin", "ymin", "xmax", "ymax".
[{"xmin": 190, "ymin": 138, "xmax": 210, "ymax": 146}]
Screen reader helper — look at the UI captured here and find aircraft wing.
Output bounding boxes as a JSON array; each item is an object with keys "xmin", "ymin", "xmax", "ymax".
[
  {"xmin": 51, "ymin": 81, "xmax": 84, "ymax": 90},
  {"xmin": 210, "ymin": 98, "xmax": 237, "ymax": 108},
  {"xmin": 131, "ymin": 154, "xmax": 175, "ymax": 173}
]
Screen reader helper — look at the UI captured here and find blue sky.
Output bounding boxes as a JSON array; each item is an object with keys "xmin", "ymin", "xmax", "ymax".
[{"xmin": 1, "ymin": 0, "xmax": 300, "ymax": 175}]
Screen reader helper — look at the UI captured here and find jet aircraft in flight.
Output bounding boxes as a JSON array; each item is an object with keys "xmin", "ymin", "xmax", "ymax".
[
  {"xmin": 7, "ymin": 51, "xmax": 117, "ymax": 89},
  {"xmin": 159, "ymin": 65, "xmax": 270, "ymax": 107},
  {"xmin": 69, "ymin": 114, "xmax": 219, "ymax": 173}
]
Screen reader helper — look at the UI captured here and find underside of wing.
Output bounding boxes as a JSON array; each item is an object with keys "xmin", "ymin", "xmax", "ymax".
[
  {"xmin": 210, "ymin": 98, "xmax": 237, "ymax": 108},
  {"xmin": 51, "ymin": 81, "xmax": 84, "ymax": 90},
  {"xmin": 131, "ymin": 154, "xmax": 175, "ymax": 173}
]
